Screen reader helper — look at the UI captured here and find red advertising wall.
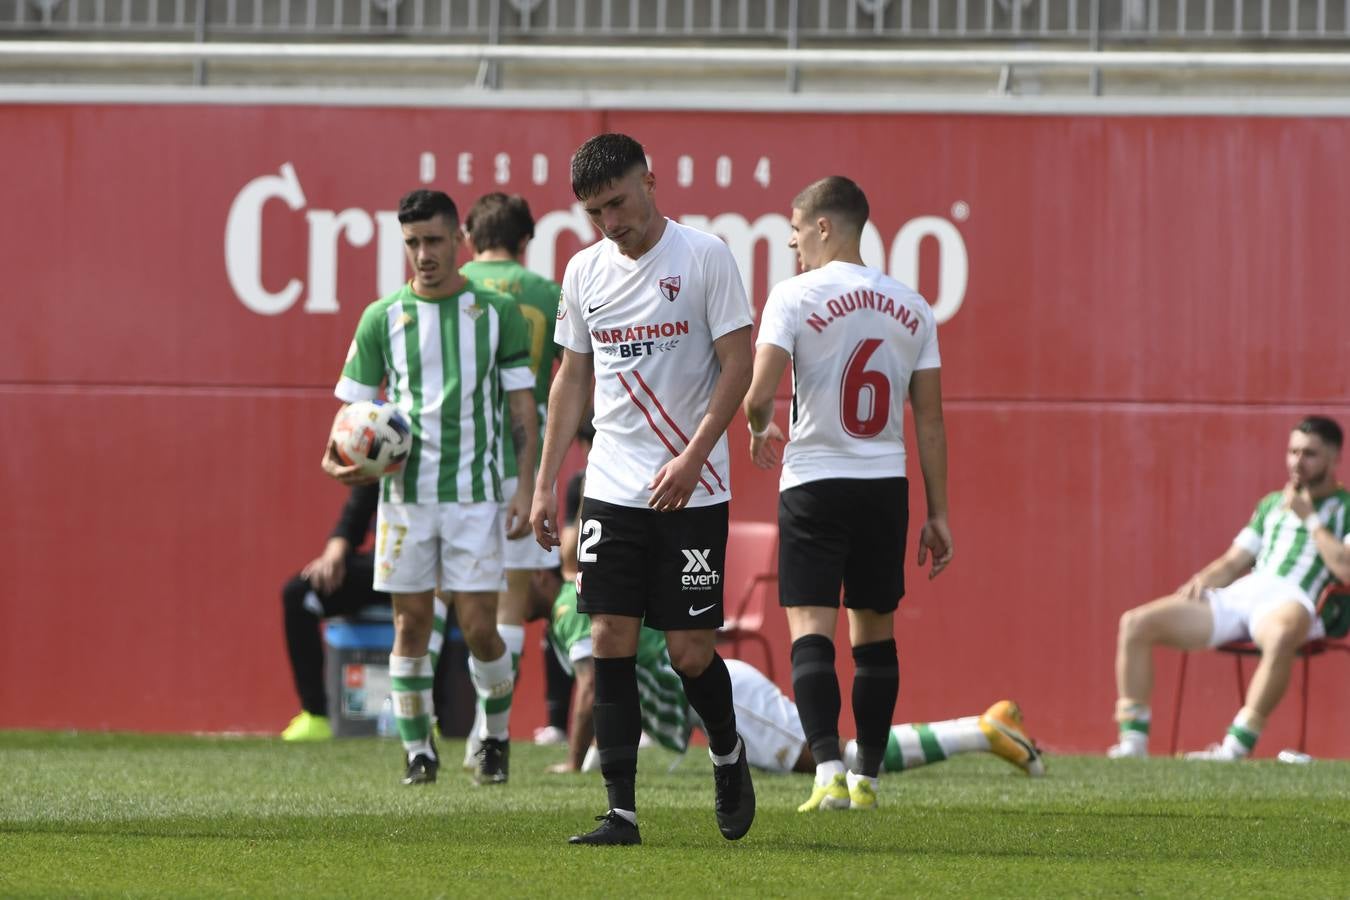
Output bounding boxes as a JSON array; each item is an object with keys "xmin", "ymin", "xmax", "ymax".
[{"xmin": 2, "ymin": 103, "xmax": 1348, "ymax": 756}]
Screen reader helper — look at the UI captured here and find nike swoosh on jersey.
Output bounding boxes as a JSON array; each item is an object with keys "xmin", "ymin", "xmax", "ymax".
[
  {"xmin": 688, "ymin": 603, "xmax": 717, "ymax": 616},
  {"xmin": 587, "ymin": 299, "xmax": 612, "ymax": 314}
]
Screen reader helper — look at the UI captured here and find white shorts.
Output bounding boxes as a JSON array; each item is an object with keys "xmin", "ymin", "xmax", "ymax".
[
  {"xmin": 373, "ymin": 500, "xmax": 504, "ymax": 594},
  {"xmin": 726, "ymin": 658, "xmax": 805, "ymax": 774},
  {"xmin": 1205, "ymin": 571, "xmax": 1325, "ymax": 647},
  {"xmin": 501, "ymin": 477, "xmax": 561, "ymax": 571}
]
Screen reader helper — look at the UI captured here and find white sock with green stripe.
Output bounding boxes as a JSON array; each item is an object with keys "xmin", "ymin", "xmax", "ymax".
[
  {"xmin": 1221, "ymin": 710, "xmax": 1259, "ymax": 757},
  {"xmin": 498, "ymin": 624, "xmax": 525, "ymax": 672},
  {"xmin": 389, "ymin": 654, "xmax": 436, "ymax": 761},
  {"xmin": 468, "ymin": 649, "xmax": 514, "ymax": 741},
  {"xmin": 1115, "ymin": 702, "xmax": 1150, "ymax": 754},
  {"xmin": 879, "ymin": 718, "xmax": 987, "ymax": 772},
  {"xmin": 428, "ymin": 597, "xmax": 449, "ymax": 671}
]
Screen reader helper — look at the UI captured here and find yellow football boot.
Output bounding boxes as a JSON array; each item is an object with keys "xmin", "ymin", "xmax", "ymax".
[
  {"xmin": 281, "ymin": 711, "xmax": 333, "ymax": 742},
  {"xmin": 978, "ymin": 701, "xmax": 1046, "ymax": 776},
  {"xmin": 797, "ymin": 772, "xmax": 851, "ymax": 812}
]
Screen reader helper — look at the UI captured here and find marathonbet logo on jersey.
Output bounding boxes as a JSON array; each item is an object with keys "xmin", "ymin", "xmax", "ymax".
[{"xmin": 681, "ymin": 548, "xmax": 720, "ymax": 589}]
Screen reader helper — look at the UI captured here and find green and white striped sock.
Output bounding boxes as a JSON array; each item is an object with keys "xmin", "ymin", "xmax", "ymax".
[
  {"xmin": 1117, "ymin": 704, "xmax": 1150, "ymax": 752},
  {"xmin": 882, "ymin": 717, "xmax": 986, "ymax": 771},
  {"xmin": 427, "ymin": 597, "xmax": 449, "ymax": 671},
  {"xmin": 389, "ymin": 654, "xmax": 435, "ymax": 760},
  {"xmin": 469, "ymin": 648, "xmax": 514, "ymax": 741},
  {"xmin": 1222, "ymin": 713, "xmax": 1259, "ymax": 757}
]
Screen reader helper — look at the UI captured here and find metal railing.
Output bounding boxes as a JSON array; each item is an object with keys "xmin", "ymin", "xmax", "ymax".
[{"xmin": 5, "ymin": 0, "xmax": 1350, "ymax": 41}]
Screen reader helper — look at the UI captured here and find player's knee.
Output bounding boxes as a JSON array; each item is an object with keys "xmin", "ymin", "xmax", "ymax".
[
  {"xmin": 1261, "ymin": 621, "xmax": 1306, "ymax": 657},
  {"xmin": 1118, "ymin": 607, "xmax": 1150, "ymax": 643},
  {"xmin": 458, "ymin": 617, "xmax": 498, "ymax": 652},
  {"xmin": 282, "ymin": 576, "xmax": 310, "ymax": 613},
  {"xmin": 668, "ymin": 641, "xmax": 714, "ymax": 676},
  {"xmin": 393, "ymin": 606, "xmax": 434, "ymax": 639}
]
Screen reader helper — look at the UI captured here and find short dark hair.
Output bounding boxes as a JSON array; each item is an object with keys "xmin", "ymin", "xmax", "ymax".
[
  {"xmin": 792, "ymin": 176, "xmax": 870, "ymax": 237},
  {"xmin": 464, "ymin": 192, "xmax": 535, "ymax": 254},
  {"xmin": 1295, "ymin": 416, "xmax": 1343, "ymax": 451},
  {"xmin": 571, "ymin": 133, "xmax": 648, "ymax": 201},
  {"xmin": 397, "ymin": 189, "xmax": 459, "ymax": 227}
]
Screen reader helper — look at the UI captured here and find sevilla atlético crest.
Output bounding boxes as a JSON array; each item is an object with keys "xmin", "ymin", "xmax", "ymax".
[{"xmin": 658, "ymin": 275, "xmax": 681, "ymax": 302}]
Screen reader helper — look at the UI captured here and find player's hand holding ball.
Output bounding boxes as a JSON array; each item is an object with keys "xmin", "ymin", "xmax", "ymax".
[{"xmin": 322, "ymin": 400, "xmax": 412, "ymax": 486}]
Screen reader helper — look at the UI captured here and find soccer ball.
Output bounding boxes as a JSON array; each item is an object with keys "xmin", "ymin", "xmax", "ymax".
[{"xmin": 331, "ymin": 400, "xmax": 412, "ymax": 478}]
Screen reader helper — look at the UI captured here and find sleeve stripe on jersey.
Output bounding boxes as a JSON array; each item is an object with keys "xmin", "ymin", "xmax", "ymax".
[
  {"xmin": 632, "ymin": 370, "xmax": 727, "ymax": 493},
  {"xmin": 617, "ymin": 371, "xmax": 714, "ymax": 496},
  {"xmin": 335, "ymin": 375, "xmax": 381, "ymax": 403}
]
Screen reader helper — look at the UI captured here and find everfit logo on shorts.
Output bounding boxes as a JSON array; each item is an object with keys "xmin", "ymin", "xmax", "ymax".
[{"xmin": 681, "ymin": 549, "xmax": 720, "ymax": 589}]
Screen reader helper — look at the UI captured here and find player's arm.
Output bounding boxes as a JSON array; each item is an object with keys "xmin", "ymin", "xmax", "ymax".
[
  {"xmin": 648, "ymin": 325, "xmax": 753, "ymax": 511},
  {"xmin": 302, "ymin": 483, "xmax": 379, "ymax": 594},
  {"xmin": 909, "ymin": 367, "xmax": 953, "ymax": 579},
  {"xmin": 1308, "ymin": 527, "xmax": 1350, "ymax": 584},
  {"xmin": 547, "ymin": 657, "xmax": 596, "ymax": 774},
  {"xmin": 533, "ymin": 349, "xmax": 595, "ymax": 548},
  {"xmin": 301, "ymin": 537, "xmax": 349, "ymax": 596},
  {"xmin": 1284, "ymin": 486, "xmax": 1350, "ymax": 584},
  {"xmin": 504, "ymin": 388, "xmax": 539, "ymax": 541},
  {"xmin": 326, "ymin": 309, "xmax": 387, "ymax": 485},
  {"xmin": 743, "ymin": 344, "xmax": 790, "ymax": 470},
  {"xmin": 1176, "ymin": 545, "xmax": 1257, "ymax": 601}
]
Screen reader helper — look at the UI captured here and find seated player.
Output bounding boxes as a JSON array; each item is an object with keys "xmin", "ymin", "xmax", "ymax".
[
  {"xmin": 1109, "ymin": 416, "xmax": 1349, "ymax": 760},
  {"xmin": 280, "ymin": 483, "xmax": 386, "ymax": 741}
]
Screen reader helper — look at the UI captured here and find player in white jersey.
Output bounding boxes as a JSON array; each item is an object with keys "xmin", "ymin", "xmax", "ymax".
[
  {"xmin": 530, "ymin": 133, "xmax": 756, "ymax": 846},
  {"xmin": 323, "ymin": 189, "xmax": 538, "ymax": 788},
  {"xmin": 1110, "ymin": 416, "xmax": 1350, "ymax": 761},
  {"xmin": 743, "ymin": 176, "xmax": 953, "ymax": 813}
]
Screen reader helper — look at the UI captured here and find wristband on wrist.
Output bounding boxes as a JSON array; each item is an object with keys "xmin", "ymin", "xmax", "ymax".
[
  {"xmin": 748, "ymin": 420, "xmax": 771, "ymax": 440},
  {"xmin": 1304, "ymin": 513, "xmax": 1324, "ymax": 534}
]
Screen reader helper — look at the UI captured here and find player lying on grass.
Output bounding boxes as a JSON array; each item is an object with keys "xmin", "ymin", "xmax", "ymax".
[{"xmin": 529, "ymin": 579, "xmax": 1045, "ymax": 795}]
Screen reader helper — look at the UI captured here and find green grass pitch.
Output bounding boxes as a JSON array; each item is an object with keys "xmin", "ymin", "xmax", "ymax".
[{"xmin": 2, "ymin": 731, "xmax": 1347, "ymax": 897}]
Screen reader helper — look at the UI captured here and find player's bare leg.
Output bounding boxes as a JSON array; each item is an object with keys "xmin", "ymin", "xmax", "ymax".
[
  {"xmin": 1111, "ymin": 595, "xmax": 1213, "ymax": 758},
  {"xmin": 465, "ymin": 570, "xmax": 533, "ymax": 768},
  {"xmin": 454, "ymin": 590, "xmax": 512, "ymax": 784},
  {"xmin": 1188, "ymin": 600, "xmax": 1311, "ymax": 761}
]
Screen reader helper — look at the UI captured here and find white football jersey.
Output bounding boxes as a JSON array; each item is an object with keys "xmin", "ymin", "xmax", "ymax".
[
  {"xmin": 556, "ymin": 219, "xmax": 753, "ymax": 508},
  {"xmin": 756, "ymin": 260, "xmax": 940, "ymax": 490}
]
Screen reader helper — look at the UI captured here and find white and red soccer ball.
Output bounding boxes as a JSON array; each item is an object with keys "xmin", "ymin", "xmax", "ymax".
[{"xmin": 331, "ymin": 400, "xmax": 412, "ymax": 478}]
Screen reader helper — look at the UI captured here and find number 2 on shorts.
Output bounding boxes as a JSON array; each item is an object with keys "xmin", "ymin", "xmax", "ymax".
[{"xmin": 577, "ymin": 518, "xmax": 602, "ymax": 563}]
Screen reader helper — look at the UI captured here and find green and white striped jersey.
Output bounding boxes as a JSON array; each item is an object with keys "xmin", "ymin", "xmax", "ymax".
[
  {"xmin": 1234, "ymin": 487, "xmax": 1350, "ymax": 602},
  {"xmin": 336, "ymin": 280, "xmax": 533, "ymax": 504},
  {"xmin": 459, "ymin": 259, "xmax": 560, "ymax": 480},
  {"xmin": 547, "ymin": 582, "xmax": 693, "ymax": 754}
]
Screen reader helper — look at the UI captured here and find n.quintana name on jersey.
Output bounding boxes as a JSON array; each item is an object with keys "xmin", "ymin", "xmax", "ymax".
[
  {"xmin": 591, "ymin": 320, "xmax": 690, "ymax": 343},
  {"xmin": 807, "ymin": 290, "xmax": 921, "ymax": 335}
]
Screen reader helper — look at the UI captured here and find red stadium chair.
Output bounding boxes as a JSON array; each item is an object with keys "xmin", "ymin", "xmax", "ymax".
[
  {"xmin": 718, "ymin": 521, "xmax": 779, "ymax": 679},
  {"xmin": 1169, "ymin": 582, "xmax": 1350, "ymax": 755}
]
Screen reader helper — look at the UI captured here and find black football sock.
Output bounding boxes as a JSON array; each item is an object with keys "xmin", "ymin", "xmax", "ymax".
[
  {"xmin": 593, "ymin": 655, "xmax": 641, "ymax": 813},
  {"xmin": 851, "ymin": 639, "xmax": 900, "ymax": 778},
  {"xmin": 677, "ymin": 652, "xmax": 738, "ymax": 758},
  {"xmin": 791, "ymin": 634, "xmax": 842, "ymax": 765}
]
